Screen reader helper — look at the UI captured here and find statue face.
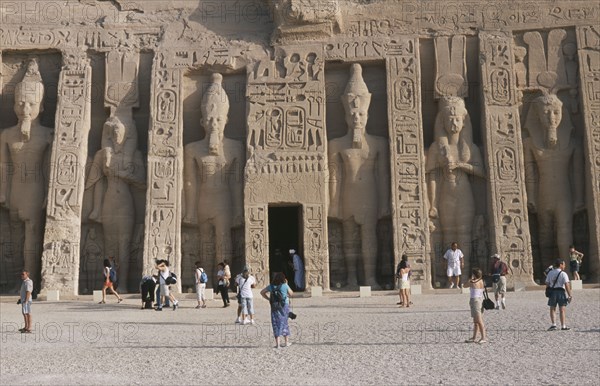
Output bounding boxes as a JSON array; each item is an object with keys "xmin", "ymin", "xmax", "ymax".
[
  {"xmin": 537, "ymin": 103, "xmax": 562, "ymax": 131},
  {"xmin": 203, "ymin": 112, "xmax": 227, "ymax": 135},
  {"xmin": 444, "ymin": 113, "xmax": 464, "ymax": 135},
  {"xmin": 14, "ymin": 87, "xmax": 43, "ymax": 122},
  {"xmin": 344, "ymin": 105, "xmax": 368, "ymax": 131}
]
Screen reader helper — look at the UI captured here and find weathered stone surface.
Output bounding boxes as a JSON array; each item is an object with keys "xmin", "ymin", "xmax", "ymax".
[{"xmin": 0, "ymin": 1, "xmax": 599, "ymax": 296}]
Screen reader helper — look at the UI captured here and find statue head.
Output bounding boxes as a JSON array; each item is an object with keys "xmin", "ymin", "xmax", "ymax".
[
  {"xmin": 201, "ymin": 73, "xmax": 229, "ymax": 155},
  {"xmin": 342, "ymin": 63, "xmax": 371, "ymax": 148},
  {"xmin": 433, "ymin": 97, "xmax": 474, "ymax": 162},
  {"xmin": 533, "ymin": 94, "xmax": 563, "ymax": 148},
  {"xmin": 104, "ymin": 116, "xmax": 126, "ymax": 146},
  {"xmin": 14, "ymin": 58, "xmax": 44, "ymax": 140}
]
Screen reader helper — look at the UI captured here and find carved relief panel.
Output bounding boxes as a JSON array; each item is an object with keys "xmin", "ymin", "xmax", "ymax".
[{"xmin": 479, "ymin": 31, "xmax": 533, "ymax": 284}]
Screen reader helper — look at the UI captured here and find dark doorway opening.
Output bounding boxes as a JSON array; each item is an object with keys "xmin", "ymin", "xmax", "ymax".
[{"xmin": 268, "ymin": 205, "xmax": 302, "ymax": 286}]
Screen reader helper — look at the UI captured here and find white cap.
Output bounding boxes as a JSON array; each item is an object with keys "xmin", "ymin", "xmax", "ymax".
[
  {"xmin": 289, "ymin": 249, "xmax": 295, "ymax": 254},
  {"xmin": 491, "ymin": 254, "xmax": 500, "ymax": 259}
]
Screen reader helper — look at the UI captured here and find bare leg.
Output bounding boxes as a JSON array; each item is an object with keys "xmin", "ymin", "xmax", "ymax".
[
  {"xmin": 559, "ymin": 305, "xmax": 566, "ymax": 327},
  {"xmin": 549, "ymin": 306, "xmax": 556, "ymax": 325}
]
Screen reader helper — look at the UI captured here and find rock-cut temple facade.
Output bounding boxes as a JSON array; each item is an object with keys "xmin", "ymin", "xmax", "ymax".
[{"xmin": 0, "ymin": 0, "xmax": 599, "ymax": 296}]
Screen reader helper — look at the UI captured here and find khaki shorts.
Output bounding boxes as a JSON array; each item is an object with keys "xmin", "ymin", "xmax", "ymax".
[
  {"xmin": 400, "ymin": 280, "xmax": 410, "ymax": 290},
  {"xmin": 493, "ymin": 276, "xmax": 507, "ymax": 295}
]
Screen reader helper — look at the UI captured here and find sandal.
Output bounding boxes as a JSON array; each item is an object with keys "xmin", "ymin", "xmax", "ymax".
[
  {"xmin": 465, "ymin": 338, "xmax": 476, "ymax": 343},
  {"xmin": 478, "ymin": 339, "xmax": 488, "ymax": 344},
  {"xmin": 98, "ymin": 301, "xmax": 105, "ymax": 304},
  {"xmin": 118, "ymin": 298, "xmax": 123, "ymax": 303}
]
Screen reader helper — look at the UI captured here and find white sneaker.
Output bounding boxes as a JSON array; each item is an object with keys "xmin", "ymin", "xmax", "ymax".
[
  {"xmin": 235, "ymin": 318, "xmax": 241, "ymax": 324},
  {"xmin": 501, "ymin": 301, "xmax": 506, "ymax": 310},
  {"xmin": 242, "ymin": 319, "xmax": 250, "ymax": 325},
  {"xmin": 449, "ymin": 283, "xmax": 455, "ymax": 289},
  {"xmin": 250, "ymin": 319, "xmax": 255, "ymax": 325}
]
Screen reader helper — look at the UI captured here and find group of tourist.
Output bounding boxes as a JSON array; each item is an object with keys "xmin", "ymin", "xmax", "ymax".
[{"xmin": 14, "ymin": 241, "xmax": 584, "ymax": 348}]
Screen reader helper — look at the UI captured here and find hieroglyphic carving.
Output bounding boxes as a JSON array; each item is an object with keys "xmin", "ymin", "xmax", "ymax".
[
  {"xmin": 245, "ymin": 46, "xmax": 328, "ymax": 288},
  {"xmin": 245, "ymin": 205, "xmax": 268, "ymax": 286},
  {"xmin": 479, "ymin": 31, "xmax": 533, "ymax": 283},
  {"xmin": 576, "ymin": 25, "xmax": 600, "ymax": 279},
  {"xmin": 270, "ymin": 0, "xmax": 343, "ymax": 44},
  {"xmin": 523, "ymin": 29, "xmax": 569, "ymax": 91},
  {"xmin": 143, "ymin": 54, "xmax": 182, "ymax": 288},
  {"xmin": 41, "ymin": 50, "xmax": 91, "ymax": 295},
  {"xmin": 386, "ymin": 37, "xmax": 430, "ymax": 288},
  {"xmin": 304, "ymin": 204, "xmax": 328, "ymax": 287}
]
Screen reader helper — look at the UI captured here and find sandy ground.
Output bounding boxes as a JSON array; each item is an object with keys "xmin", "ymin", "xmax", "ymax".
[{"xmin": 0, "ymin": 289, "xmax": 599, "ymax": 385}]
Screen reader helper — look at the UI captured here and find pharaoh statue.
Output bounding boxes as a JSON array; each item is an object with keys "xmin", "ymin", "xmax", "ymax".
[
  {"xmin": 523, "ymin": 94, "xmax": 584, "ymax": 265},
  {"xmin": 0, "ymin": 58, "xmax": 52, "ymax": 289},
  {"xmin": 183, "ymin": 73, "xmax": 244, "ymax": 280},
  {"xmin": 426, "ymin": 97, "xmax": 485, "ymax": 275},
  {"xmin": 328, "ymin": 63, "xmax": 391, "ymax": 289},
  {"xmin": 85, "ymin": 115, "xmax": 145, "ymax": 292}
]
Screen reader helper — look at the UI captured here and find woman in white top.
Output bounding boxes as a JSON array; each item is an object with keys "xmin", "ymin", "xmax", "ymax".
[
  {"xmin": 398, "ymin": 261, "xmax": 411, "ymax": 308},
  {"xmin": 466, "ymin": 268, "xmax": 486, "ymax": 343}
]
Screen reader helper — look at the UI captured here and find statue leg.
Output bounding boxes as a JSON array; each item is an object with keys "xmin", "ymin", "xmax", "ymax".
[
  {"xmin": 86, "ymin": 152, "xmax": 105, "ymax": 222},
  {"xmin": 215, "ymin": 217, "xmax": 234, "ymax": 264},
  {"xmin": 361, "ymin": 220, "xmax": 380, "ymax": 289},
  {"xmin": 342, "ymin": 218, "xmax": 359, "ymax": 288},
  {"xmin": 556, "ymin": 204, "xmax": 574, "ymax": 262},
  {"xmin": 117, "ymin": 233, "xmax": 132, "ymax": 293},
  {"xmin": 199, "ymin": 221, "xmax": 215, "ymax": 283},
  {"xmin": 9, "ymin": 216, "xmax": 25, "ymax": 287},
  {"xmin": 23, "ymin": 218, "xmax": 43, "ymax": 291},
  {"xmin": 537, "ymin": 210, "xmax": 555, "ymax": 269}
]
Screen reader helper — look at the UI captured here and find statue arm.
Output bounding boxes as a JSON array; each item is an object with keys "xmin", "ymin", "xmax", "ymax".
[
  {"xmin": 523, "ymin": 139, "xmax": 537, "ymax": 212},
  {"xmin": 183, "ymin": 145, "xmax": 198, "ymax": 225},
  {"xmin": 425, "ymin": 147, "xmax": 439, "ymax": 218},
  {"xmin": 377, "ymin": 142, "xmax": 391, "ymax": 219},
  {"xmin": 328, "ymin": 145, "xmax": 342, "ymax": 219},
  {"xmin": 0, "ymin": 134, "xmax": 9, "ymax": 206},
  {"xmin": 460, "ymin": 146, "xmax": 486, "ymax": 179}
]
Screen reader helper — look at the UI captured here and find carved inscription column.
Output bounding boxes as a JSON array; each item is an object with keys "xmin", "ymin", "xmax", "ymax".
[
  {"xmin": 143, "ymin": 53, "xmax": 182, "ymax": 287},
  {"xmin": 576, "ymin": 26, "xmax": 600, "ymax": 278},
  {"xmin": 479, "ymin": 31, "xmax": 534, "ymax": 286},
  {"xmin": 386, "ymin": 38, "xmax": 430, "ymax": 287},
  {"xmin": 245, "ymin": 205, "xmax": 268, "ymax": 286},
  {"xmin": 41, "ymin": 50, "xmax": 91, "ymax": 296}
]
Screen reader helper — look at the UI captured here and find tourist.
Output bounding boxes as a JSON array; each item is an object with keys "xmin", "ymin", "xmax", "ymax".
[
  {"xmin": 233, "ymin": 271, "xmax": 244, "ymax": 323},
  {"xmin": 140, "ymin": 274, "xmax": 156, "ymax": 309},
  {"xmin": 546, "ymin": 259, "xmax": 573, "ymax": 331},
  {"xmin": 261, "ymin": 272, "xmax": 294, "ymax": 348},
  {"xmin": 395, "ymin": 254, "xmax": 412, "ymax": 305},
  {"xmin": 569, "ymin": 245, "xmax": 584, "ymax": 281},
  {"xmin": 443, "ymin": 242, "xmax": 464, "ymax": 289},
  {"xmin": 100, "ymin": 258, "xmax": 123, "ymax": 304},
  {"xmin": 195, "ymin": 262, "xmax": 207, "ymax": 309},
  {"xmin": 19, "ymin": 270, "xmax": 33, "ymax": 333},
  {"xmin": 465, "ymin": 268, "xmax": 487, "ymax": 343},
  {"xmin": 398, "ymin": 258, "xmax": 411, "ymax": 308},
  {"xmin": 489, "ymin": 254, "xmax": 509, "ymax": 309},
  {"xmin": 157, "ymin": 260, "xmax": 179, "ymax": 311},
  {"xmin": 216, "ymin": 262, "xmax": 230, "ymax": 307},
  {"xmin": 290, "ymin": 249, "xmax": 305, "ymax": 291},
  {"xmin": 236, "ymin": 268, "xmax": 257, "ymax": 324}
]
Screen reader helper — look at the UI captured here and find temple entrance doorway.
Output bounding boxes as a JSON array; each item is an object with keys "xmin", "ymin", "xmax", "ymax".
[{"xmin": 268, "ymin": 205, "xmax": 302, "ymax": 284}]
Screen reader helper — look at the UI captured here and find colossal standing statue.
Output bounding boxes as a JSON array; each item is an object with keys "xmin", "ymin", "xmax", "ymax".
[
  {"xmin": 0, "ymin": 58, "xmax": 52, "ymax": 289},
  {"xmin": 523, "ymin": 94, "xmax": 584, "ymax": 265},
  {"xmin": 85, "ymin": 116, "xmax": 145, "ymax": 292},
  {"xmin": 328, "ymin": 63, "xmax": 391, "ymax": 289},
  {"xmin": 183, "ymin": 73, "xmax": 244, "ymax": 280},
  {"xmin": 426, "ymin": 97, "xmax": 485, "ymax": 275}
]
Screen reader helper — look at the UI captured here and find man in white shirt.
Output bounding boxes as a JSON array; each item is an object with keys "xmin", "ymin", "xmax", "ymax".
[
  {"xmin": 19, "ymin": 270, "xmax": 33, "ymax": 333},
  {"xmin": 545, "ymin": 259, "xmax": 573, "ymax": 331},
  {"xmin": 290, "ymin": 249, "xmax": 305, "ymax": 291},
  {"xmin": 443, "ymin": 242, "xmax": 464, "ymax": 289},
  {"xmin": 235, "ymin": 268, "xmax": 256, "ymax": 324}
]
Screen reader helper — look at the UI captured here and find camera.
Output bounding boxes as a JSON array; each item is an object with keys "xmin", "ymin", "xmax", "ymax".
[{"xmin": 288, "ymin": 311, "xmax": 297, "ymax": 320}]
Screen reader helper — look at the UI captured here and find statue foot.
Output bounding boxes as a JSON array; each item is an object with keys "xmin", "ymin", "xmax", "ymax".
[
  {"xmin": 89, "ymin": 209, "xmax": 101, "ymax": 223},
  {"xmin": 365, "ymin": 280, "xmax": 381, "ymax": 290},
  {"xmin": 341, "ymin": 280, "xmax": 359, "ymax": 291}
]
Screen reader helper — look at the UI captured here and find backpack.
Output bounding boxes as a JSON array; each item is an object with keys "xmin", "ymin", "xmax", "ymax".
[
  {"xmin": 109, "ymin": 267, "xmax": 117, "ymax": 283},
  {"xmin": 200, "ymin": 271, "xmax": 208, "ymax": 284},
  {"xmin": 165, "ymin": 272, "xmax": 177, "ymax": 285},
  {"xmin": 270, "ymin": 285, "xmax": 285, "ymax": 309}
]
